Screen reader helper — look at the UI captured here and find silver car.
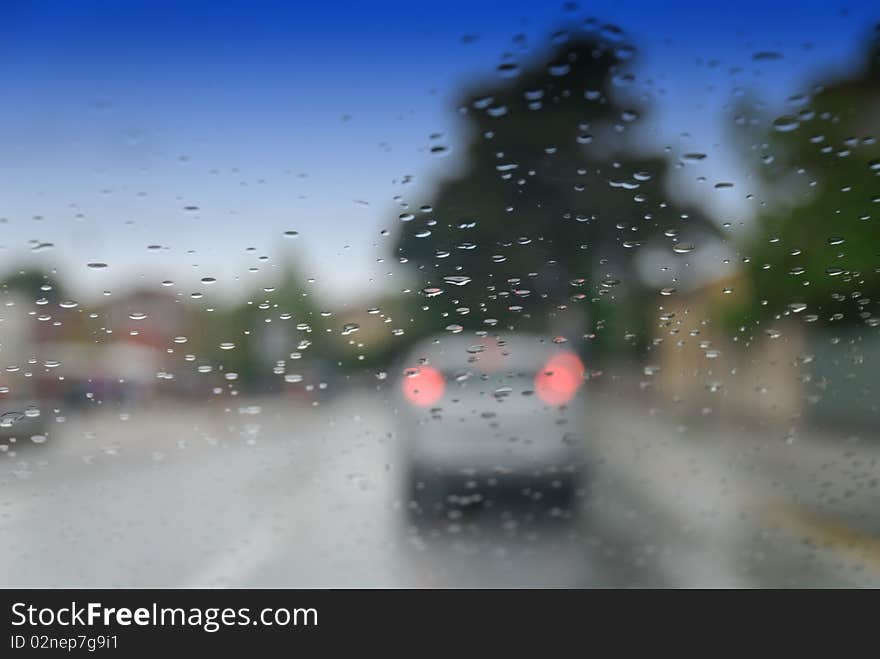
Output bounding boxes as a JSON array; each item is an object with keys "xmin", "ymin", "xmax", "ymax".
[
  {"xmin": 0, "ymin": 394, "xmax": 50, "ymax": 453},
  {"xmin": 393, "ymin": 332, "xmax": 590, "ymax": 522}
]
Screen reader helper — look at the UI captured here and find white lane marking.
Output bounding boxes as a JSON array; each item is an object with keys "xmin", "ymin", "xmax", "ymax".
[{"xmin": 183, "ymin": 517, "xmax": 283, "ymax": 587}]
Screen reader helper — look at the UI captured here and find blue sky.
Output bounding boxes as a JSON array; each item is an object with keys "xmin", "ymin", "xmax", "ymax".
[{"xmin": 0, "ymin": 0, "xmax": 877, "ymax": 306}]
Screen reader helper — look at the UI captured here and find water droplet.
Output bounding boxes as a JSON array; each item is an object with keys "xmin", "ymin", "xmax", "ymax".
[
  {"xmin": 547, "ymin": 62, "xmax": 571, "ymax": 77},
  {"xmin": 753, "ymin": 51, "xmax": 783, "ymax": 61},
  {"xmin": 497, "ymin": 61, "xmax": 520, "ymax": 78},
  {"xmin": 0, "ymin": 411, "xmax": 23, "ymax": 427},
  {"xmin": 772, "ymin": 115, "xmax": 800, "ymax": 132}
]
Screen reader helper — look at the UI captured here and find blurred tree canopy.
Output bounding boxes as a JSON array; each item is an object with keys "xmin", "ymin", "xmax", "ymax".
[
  {"xmin": 392, "ymin": 27, "xmax": 718, "ymax": 357},
  {"xmin": 194, "ymin": 258, "xmax": 330, "ymax": 391},
  {"xmin": 732, "ymin": 27, "xmax": 880, "ymax": 329},
  {"xmin": 1, "ymin": 268, "xmax": 65, "ymax": 304}
]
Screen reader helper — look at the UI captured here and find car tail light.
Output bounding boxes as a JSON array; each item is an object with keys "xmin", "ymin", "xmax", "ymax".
[
  {"xmin": 402, "ymin": 366, "xmax": 445, "ymax": 406},
  {"xmin": 534, "ymin": 352, "xmax": 585, "ymax": 405}
]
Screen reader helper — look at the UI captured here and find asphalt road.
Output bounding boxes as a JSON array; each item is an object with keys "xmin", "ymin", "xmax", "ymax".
[{"xmin": 1, "ymin": 390, "xmax": 878, "ymax": 587}]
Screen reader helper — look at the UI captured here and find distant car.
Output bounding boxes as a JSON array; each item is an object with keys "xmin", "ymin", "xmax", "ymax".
[
  {"xmin": 393, "ymin": 332, "xmax": 590, "ymax": 522},
  {"xmin": 0, "ymin": 384, "xmax": 50, "ymax": 452}
]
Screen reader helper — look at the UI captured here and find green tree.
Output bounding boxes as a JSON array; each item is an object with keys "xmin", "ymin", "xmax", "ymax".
[
  {"xmin": 1, "ymin": 267, "xmax": 65, "ymax": 303},
  {"xmin": 732, "ymin": 28, "xmax": 880, "ymax": 329},
  {"xmin": 392, "ymin": 28, "xmax": 718, "ymax": 356},
  {"xmin": 195, "ymin": 258, "xmax": 329, "ymax": 392}
]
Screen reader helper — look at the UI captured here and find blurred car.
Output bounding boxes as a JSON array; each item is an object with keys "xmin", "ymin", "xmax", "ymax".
[
  {"xmin": 393, "ymin": 332, "xmax": 590, "ymax": 522},
  {"xmin": 0, "ymin": 295, "xmax": 51, "ymax": 452},
  {"xmin": 0, "ymin": 379, "xmax": 50, "ymax": 452}
]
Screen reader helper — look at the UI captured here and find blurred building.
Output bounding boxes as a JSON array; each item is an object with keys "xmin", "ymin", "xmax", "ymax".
[
  {"xmin": 32, "ymin": 289, "xmax": 190, "ymax": 407},
  {"xmin": 653, "ymin": 272, "xmax": 806, "ymax": 425}
]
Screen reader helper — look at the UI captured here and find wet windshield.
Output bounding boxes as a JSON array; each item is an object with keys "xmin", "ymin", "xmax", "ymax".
[{"xmin": 1, "ymin": 0, "xmax": 879, "ymax": 587}]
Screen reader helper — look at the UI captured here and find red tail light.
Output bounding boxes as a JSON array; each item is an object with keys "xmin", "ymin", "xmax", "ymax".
[
  {"xmin": 402, "ymin": 366, "xmax": 445, "ymax": 406},
  {"xmin": 535, "ymin": 352, "xmax": 585, "ymax": 405}
]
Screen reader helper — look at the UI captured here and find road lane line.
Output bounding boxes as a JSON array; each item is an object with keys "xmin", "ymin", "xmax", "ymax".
[
  {"xmin": 769, "ymin": 501, "xmax": 880, "ymax": 575},
  {"xmin": 183, "ymin": 518, "xmax": 283, "ymax": 587}
]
